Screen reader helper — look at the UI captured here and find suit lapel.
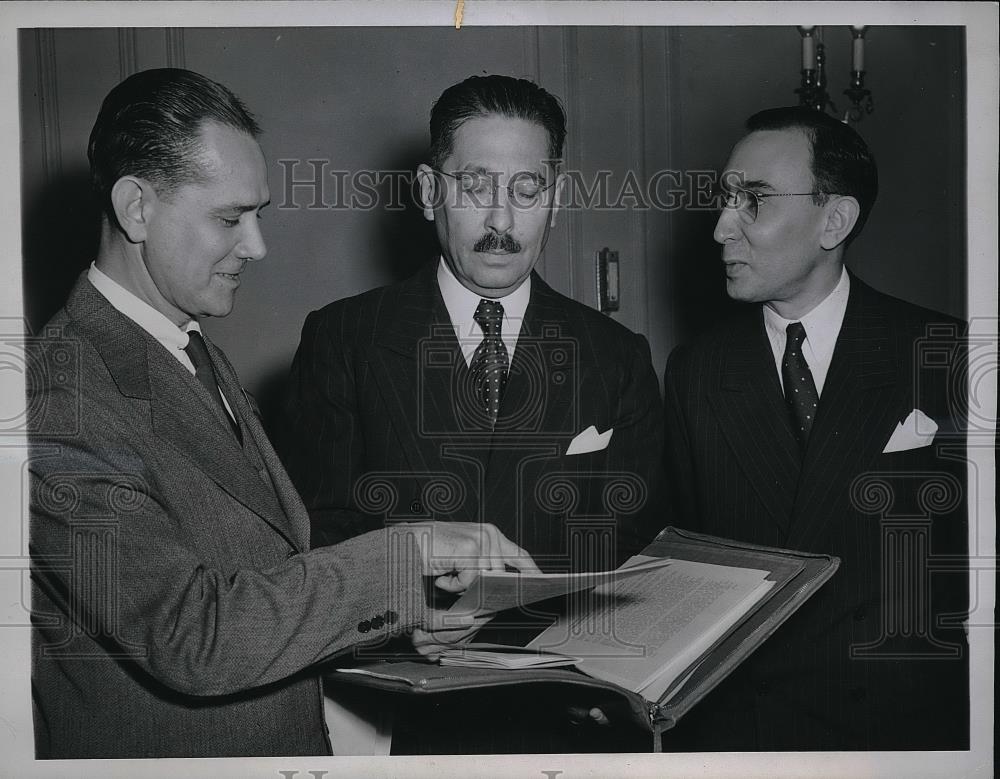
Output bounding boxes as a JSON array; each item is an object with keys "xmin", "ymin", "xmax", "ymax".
[
  {"xmin": 485, "ymin": 276, "xmax": 578, "ymax": 518},
  {"xmin": 66, "ymin": 277, "xmax": 298, "ymax": 549},
  {"xmin": 369, "ymin": 265, "xmax": 485, "ymax": 505},
  {"xmin": 708, "ymin": 308, "xmax": 801, "ymax": 535},
  {"xmin": 494, "ymin": 274, "xmax": 579, "ymax": 440},
  {"xmin": 786, "ymin": 278, "xmax": 903, "ymax": 549},
  {"xmin": 206, "ymin": 337, "xmax": 309, "ymax": 551}
]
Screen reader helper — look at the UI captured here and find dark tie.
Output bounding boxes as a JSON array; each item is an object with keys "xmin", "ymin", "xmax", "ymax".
[
  {"xmin": 184, "ymin": 330, "xmax": 242, "ymax": 444},
  {"xmin": 470, "ymin": 299, "xmax": 509, "ymax": 424},
  {"xmin": 782, "ymin": 321, "xmax": 819, "ymax": 450}
]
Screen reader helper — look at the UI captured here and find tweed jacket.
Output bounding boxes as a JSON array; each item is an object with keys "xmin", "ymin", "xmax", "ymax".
[{"xmin": 28, "ymin": 275, "xmax": 426, "ymax": 758}]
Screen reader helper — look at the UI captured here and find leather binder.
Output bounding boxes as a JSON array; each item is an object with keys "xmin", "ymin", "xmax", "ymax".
[{"xmin": 327, "ymin": 526, "xmax": 839, "ymax": 752}]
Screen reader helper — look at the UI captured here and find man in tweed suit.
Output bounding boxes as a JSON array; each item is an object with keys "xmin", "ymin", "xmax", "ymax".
[
  {"xmin": 277, "ymin": 75, "xmax": 663, "ymax": 752},
  {"xmin": 27, "ymin": 68, "xmax": 536, "ymax": 759},
  {"xmin": 662, "ymin": 107, "xmax": 968, "ymax": 750}
]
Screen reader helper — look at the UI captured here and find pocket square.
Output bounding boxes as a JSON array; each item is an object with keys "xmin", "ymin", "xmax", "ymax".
[
  {"xmin": 566, "ymin": 425, "xmax": 614, "ymax": 456},
  {"xmin": 882, "ymin": 409, "xmax": 938, "ymax": 454}
]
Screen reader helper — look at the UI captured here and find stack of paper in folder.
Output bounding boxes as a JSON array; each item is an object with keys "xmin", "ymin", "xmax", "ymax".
[
  {"xmin": 527, "ymin": 555, "xmax": 775, "ymax": 702},
  {"xmin": 439, "ymin": 644, "xmax": 580, "ymax": 670}
]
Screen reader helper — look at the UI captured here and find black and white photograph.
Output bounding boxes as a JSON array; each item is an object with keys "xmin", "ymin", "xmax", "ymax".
[{"xmin": 1, "ymin": 2, "xmax": 996, "ymax": 777}]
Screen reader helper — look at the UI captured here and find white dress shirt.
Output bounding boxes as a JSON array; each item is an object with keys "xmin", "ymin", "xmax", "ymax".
[
  {"xmin": 436, "ymin": 257, "xmax": 530, "ymax": 367},
  {"xmin": 88, "ymin": 263, "xmax": 235, "ymax": 418},
  {"xmin": 763, "ymin": 267, "xmax": 850, "ymax": 397}
]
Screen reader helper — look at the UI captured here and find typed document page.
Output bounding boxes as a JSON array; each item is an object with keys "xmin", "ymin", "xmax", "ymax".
[{"xmin": 527, "ymin": 556, "xmax": 775, "ymax": 700}]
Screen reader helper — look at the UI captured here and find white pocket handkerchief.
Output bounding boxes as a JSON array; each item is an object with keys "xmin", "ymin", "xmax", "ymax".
[
  {"xmin": 566, "ymin": 425, "xmax": 614, "ymax": 456},
  {"xmin": 882, "ymin": 409, "xmax": 938, "ymax": 454}
]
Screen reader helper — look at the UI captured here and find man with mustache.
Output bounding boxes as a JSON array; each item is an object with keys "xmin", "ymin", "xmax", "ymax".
[{"xmin": 277, "ymin": 74, "xmax": 663, "ymax": 753}]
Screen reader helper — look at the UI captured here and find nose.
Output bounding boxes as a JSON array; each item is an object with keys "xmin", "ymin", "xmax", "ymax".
[
  {"xmin": 238, "ymin": 217, "xmax": 267, "ymax": 261},
  {"xmin": 712, "ymin": 205, "xmax": 742, "ymax": 245},
  {"xmin": 484, "ymin": 190, "xmax": 514, "ymax": 235}
]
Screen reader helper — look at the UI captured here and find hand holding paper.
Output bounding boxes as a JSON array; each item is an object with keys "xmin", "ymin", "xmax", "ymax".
[
  {"xmin": 401, "ymin": 521, "xmax": 541, "ymax": 592},
  {"xmin": 411, "ymin": 609, "xmax": 495, "ymax": 661}
]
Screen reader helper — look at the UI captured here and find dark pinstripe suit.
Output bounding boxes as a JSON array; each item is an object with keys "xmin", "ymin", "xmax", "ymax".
[
  {"xmin": 662, "ymin": 275, "xmax": 969, "ymax": 750},
  {"xmin": 276, "ymin": 261, "xmax": 663, "ymax": 752},
  {"xmin": 278, "ymin": 262, "xmax": 663, "ymax": 572}
]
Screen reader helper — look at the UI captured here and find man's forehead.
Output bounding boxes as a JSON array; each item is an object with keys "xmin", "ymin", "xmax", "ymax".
[
  {"xmin": 179, "ymin": 121, "xmax": 269, "ymax": 203},
  {"xmin": 447, "ymin": 114, "xmax": 552, "ymax": 170},
  {"xmin": 725, "ymin": 128, "xmax": 812, "ymax": 187}
]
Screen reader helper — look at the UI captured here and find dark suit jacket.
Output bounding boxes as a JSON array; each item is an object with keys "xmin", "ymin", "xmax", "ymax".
[
  {"xmin": 278, "ymin": 262, "xmax": 664, "ymax": 573},
  {"xmin": 662, "ymin": 275, "xmax": 969, "ymax": 751},
  {"xmin": 28, "ymin": 276, "xmax": 427, "ymax": 758},
  {"xmin": 276, "ymin": 262, "xmax": 664, "ymax": 754}
]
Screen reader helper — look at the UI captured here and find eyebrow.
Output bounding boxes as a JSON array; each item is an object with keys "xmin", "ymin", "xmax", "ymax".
[
  {"xmin": 740, "ymin": 178, "xmax": 775, "ymax": 192},
  {"xmin": 214, "ymin": 200, "xmax": 270, "ymax": 214},
  {"xmin": 455, "ymin": 165, "xmax": 545, "ymax": 180}
]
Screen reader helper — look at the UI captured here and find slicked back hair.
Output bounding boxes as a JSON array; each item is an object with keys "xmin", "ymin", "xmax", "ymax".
[
  {"xmin": 745, "ymin": 106, "xmax": 878, "ymax": 244},
  {"xmin": 88, "ymin": 68, "xmax": 260, "ymax": 224},
  {"xmin": 428, "ymin": 75, "xmax": 566, "ymax": 168}
]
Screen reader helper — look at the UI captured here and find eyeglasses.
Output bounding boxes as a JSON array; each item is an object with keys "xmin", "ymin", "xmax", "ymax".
[
  {"xmin": 432, "ymin": 168, "xmax": 557, "ymax": 207},
  {"xmin": 714, "ymin": 186, "xmax": 825, "ymax": 224}
]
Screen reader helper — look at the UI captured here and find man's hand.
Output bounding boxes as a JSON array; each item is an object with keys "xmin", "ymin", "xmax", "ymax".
[
  {"xmin": 404, "ymin": 521, "xmax": 541, "ymax": 593},
  {"xmin": 410, "ymin": 609, "xmax": 494, "ymax": 661},
  {"xmin": 567, "ymin": 705, "xmax": 611, "ymax": 727}
]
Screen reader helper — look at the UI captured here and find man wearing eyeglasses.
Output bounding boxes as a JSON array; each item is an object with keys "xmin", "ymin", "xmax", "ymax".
[
  {"xmin": 662, "ymin": 107, "xmax": 968, "ymax": 751},
  {"xmin": 277, "ymin": 75, "xmax": 663, "ymax": 753}
]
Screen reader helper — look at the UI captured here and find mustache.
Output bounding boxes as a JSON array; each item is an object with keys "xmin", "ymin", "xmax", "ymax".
[{"xmin": 474, "ymin": 233, "xmax": 522, "ymax": 253}]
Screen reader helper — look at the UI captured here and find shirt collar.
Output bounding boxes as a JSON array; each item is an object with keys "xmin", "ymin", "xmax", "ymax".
[
  {"xmin": 763, "ymin": 266, "xmax": 850, "ymax": 363},
  {"xmin": 436, "ymin": 256, "xmax": 531, "ymax": 338},
  {"xmin": 88, "ymin": 262, "xmax": 202, "ymax": 361}
]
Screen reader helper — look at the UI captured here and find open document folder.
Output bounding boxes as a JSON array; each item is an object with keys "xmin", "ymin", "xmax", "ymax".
[
  {"xmin": 441, "ymin": 555, "xmax": 775, "ymax": 704},
  {"xmin": 329, "ymin": 528, "xmax": 839, "ymax": 749},
  {"xmin": 446, "ymin": 556, "xmax": 673, "ymax": 616},
  {"xmin": 527, "ymin": 556, "xmax": 775, "ymax": 702}
]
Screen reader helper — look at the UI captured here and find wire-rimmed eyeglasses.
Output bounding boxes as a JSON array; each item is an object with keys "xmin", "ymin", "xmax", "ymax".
[
  {"xmin": 432, "ymin": 168, "xmax": 558, "ymax": 208},
  {"xmin": 713, "ymin": 186, "xmax": 825, "ymax": 224}
]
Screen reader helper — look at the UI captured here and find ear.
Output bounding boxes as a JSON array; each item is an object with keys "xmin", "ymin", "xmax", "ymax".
[
  {"xmin": 548, "ymin": 171, "xmax": 567, "ymax": 228},
  {"xmin": 110, "ymin": 176, "xmax": 155, "ymax": 243},
  {"xmin": 820, "ymin": 195, "xmax": 860, "ymax": 250},
  {"xmin": 416, "ymin": 164, "xmax": 438, "ymax": 222}
]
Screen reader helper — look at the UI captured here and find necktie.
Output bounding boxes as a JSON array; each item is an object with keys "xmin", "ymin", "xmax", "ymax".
[
  {"xmin": 782, "ymin": 322, "xmax": 819, "ymax": 450},
  {"xmin": 184, "ymin": 330, "xmax": 242, "ymax": 444},
  {"xmin": 469, "ymin": 299, "xmax": 509, "ymax": 424}
]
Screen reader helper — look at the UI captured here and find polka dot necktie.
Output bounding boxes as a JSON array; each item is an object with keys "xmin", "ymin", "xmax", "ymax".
[
  {"xmin": 782, "ymin": 321, "xmax": 819, "ymax": 451},
  {"xmin": 470, "ymin": 299, "xmax": 509, "ymax": 424},
  {"xmin": 184, "ymin": 330, "xmax": 242, "ymax": 444}
]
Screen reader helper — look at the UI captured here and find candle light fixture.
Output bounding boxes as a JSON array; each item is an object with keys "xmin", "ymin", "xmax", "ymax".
[
  {"xmin": 794, "ymin": 25, "xmax": 874, "ymax": 124},
  {"xmin": 843, "ymin": 26, "xmax": 874, "ymax": 123}
]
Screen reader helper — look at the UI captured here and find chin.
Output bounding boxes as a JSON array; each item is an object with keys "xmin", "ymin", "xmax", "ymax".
[
  {"xmin": 725, "ymin": 280, "xmax": 750, "ymax": 302},
  {"xmin": 203, "ymin": 297, "xmax": 237, "ymax": 319}
]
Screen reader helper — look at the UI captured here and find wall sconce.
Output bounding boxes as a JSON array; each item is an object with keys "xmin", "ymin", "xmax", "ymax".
[
  {"xmin": 843, "ymin": 26, "xmax": 874, "ymax": 123},
  {"xmin": 795, "ymin": 25, "xmax": 874, "ymax": 124}
]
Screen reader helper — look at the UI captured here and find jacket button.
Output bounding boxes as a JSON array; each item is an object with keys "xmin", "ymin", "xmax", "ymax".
[
  {"xmin": 410, "ymin": 500, "xmax": 424, "ymax": 513},
  {"xmin": 853, "ymin": 606, "xmax": 867, "ymax": 621},
  {"xmin": 357, "ymin": 620, "xmax": 371, "ymax": 634},
  {"xmin": 756, "ymin": 681, "xmax": 769, "ymax": 696},
  {"xmin": 371, "ymin": 615, "xmax": 385, "ymax": 630},
  {"xmin": 385, "ymin": 610, "xmax": 398, "ymax": 625},
  {"xmin": 851, "ymin": 687, "xmax": 867, "ymax": 702}
]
